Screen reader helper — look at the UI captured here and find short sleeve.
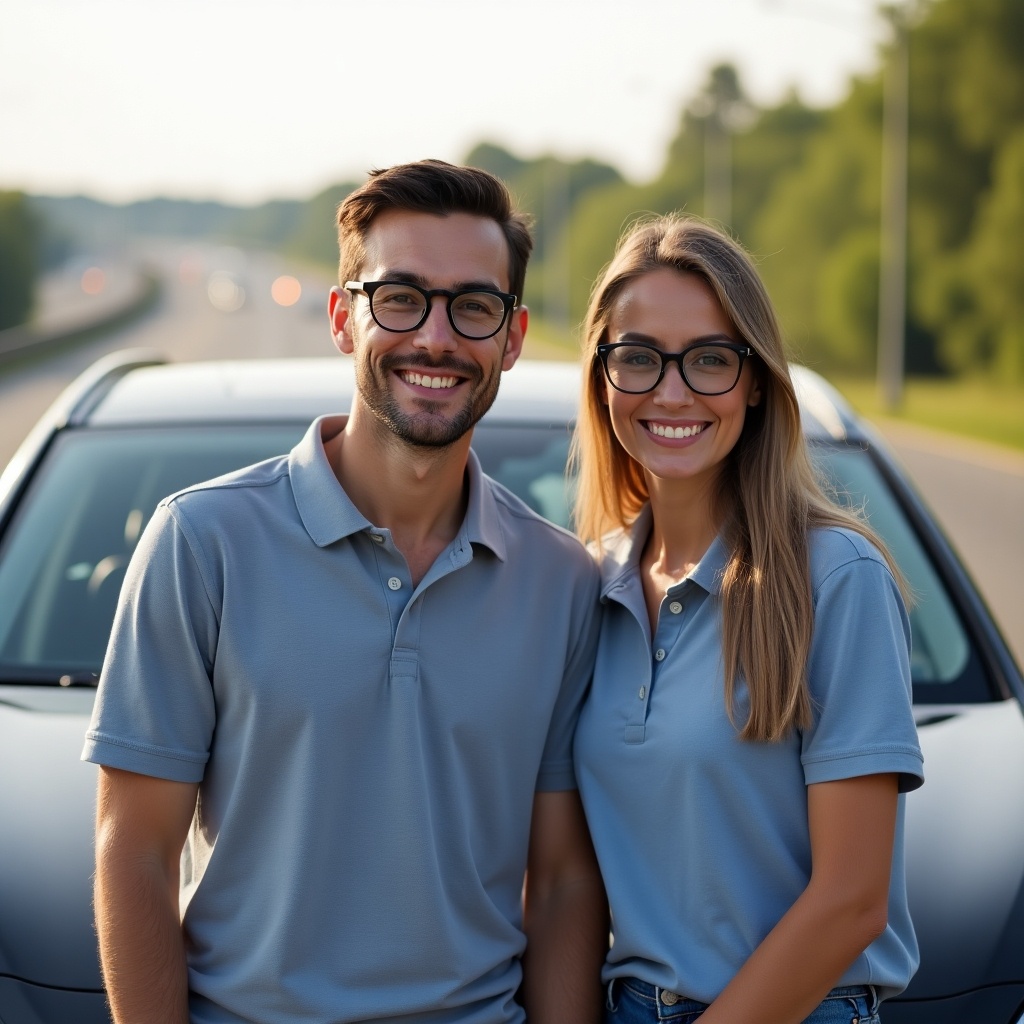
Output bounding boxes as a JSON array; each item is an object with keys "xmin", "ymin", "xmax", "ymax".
[
  {"xmin": 82, "ymin": 501, "xmax": 219, "ymax": 782},
  {"xmin": 800, "ymin": 537, "xmax": 924, "ymax": 793}
]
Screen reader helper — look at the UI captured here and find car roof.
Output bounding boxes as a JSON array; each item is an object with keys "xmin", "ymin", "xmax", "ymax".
[
  {"xmin": 84, "ymin": 355, "xmax": 581, "ymax": 427},
  {"xmin": 63, "ymin": 350, "xmax": 867, "ymax": 443}
]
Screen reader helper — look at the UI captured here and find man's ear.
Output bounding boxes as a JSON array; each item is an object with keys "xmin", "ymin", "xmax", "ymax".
[
  {"xmin": 501, "ymin": 305, "xmax": 528, "ymax": 371},
  {"xmin": 328, "ymin": 286, "xmax": 354, "ymax": 355}
]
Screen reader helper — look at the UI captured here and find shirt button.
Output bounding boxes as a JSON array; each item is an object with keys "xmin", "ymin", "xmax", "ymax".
[
  {"xmin": 371, "ymin": 533, "xmax": 384, "ymax": 544},
  {"xmin": 638, "ymin": 686, "xmax": 646, "ymax": 700},
  {"xmin": 654, "ymin": 648, "xmax": 666, "ymax": 662},
  {"xmin": 387, "ymin": 577, "xmax": 402, "ymax": 590},
  {"xmin": 669, "ymin": 601, "xmax": 682, "ymax": 614}
]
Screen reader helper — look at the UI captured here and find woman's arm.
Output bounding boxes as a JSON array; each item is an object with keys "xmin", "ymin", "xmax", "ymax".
[
  {"xmin": 522, "ymin": 789, "xmax": 610, "ymax": 1024},
  {"xmin": 698, "ymin": 772, "xmax": 899, "ymax": 1024}
]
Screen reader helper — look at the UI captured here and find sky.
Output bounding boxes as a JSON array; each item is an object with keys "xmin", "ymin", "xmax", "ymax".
[{"xmin": 1, "ymin": 0, "xmax": 888, "ymax": 206}]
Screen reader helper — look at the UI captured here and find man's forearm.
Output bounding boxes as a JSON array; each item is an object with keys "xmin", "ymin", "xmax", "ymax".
[{"xmin": 95, "ymin": 852, "xmax": 190, "ymax": 1023}]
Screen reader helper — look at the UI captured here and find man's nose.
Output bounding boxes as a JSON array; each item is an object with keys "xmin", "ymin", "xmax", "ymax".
[{"xmin": 412, "ymin": 298, "xmax": 459, "ymax": 354}]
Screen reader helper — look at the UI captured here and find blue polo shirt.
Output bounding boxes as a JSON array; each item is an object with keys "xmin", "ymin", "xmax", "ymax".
[
  {"xmin": 574, "ymin": 509, "xmax": 924, "ymax": 1004},
  {"xmin": 83, "ymin": 415, "xmax": 601, "ymax": 1024}
]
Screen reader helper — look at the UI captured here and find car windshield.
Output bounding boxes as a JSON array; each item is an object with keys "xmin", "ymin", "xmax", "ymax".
[
  {"xmin": 0, "ymin": 423, "xmax": 574, "ymax": 683},
  {"xmin": 0, "ymin": 424, "xmax": 973, "ymax": 696}
]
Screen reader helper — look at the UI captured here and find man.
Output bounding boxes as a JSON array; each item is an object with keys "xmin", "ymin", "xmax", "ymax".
[{"xmin": 84, "ymin": 160, "xmax": 607, "ymax": 1024}]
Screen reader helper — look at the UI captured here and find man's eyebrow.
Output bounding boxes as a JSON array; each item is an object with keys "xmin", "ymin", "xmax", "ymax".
[
  {"xmin": 378, "ymin": 270, "xmax": 507, "ymax": 293},
  {"xmin": 377, "ymin": 270, "xmax": 429, "ymax": 286}
]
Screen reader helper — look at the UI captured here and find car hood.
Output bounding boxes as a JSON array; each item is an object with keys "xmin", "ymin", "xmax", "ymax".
[
  {"xmin": 0, "ymin": 689, "xmax": 102, "ymax": 991},
  {"xmin": 1, "ymin": 690, "xmax": 1022, "ymax": 1000},
  {"xmin": 905, "ymin": 699, "xmax": 1024, "ymax": 998}
]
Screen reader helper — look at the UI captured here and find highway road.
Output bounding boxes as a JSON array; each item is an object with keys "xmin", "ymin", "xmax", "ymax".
[{"xmin": 1, "ymin": 242, "xmax": 1021, "ymax": 666}]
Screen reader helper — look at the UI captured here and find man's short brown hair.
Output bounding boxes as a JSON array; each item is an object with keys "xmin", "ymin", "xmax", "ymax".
[{"xmin": 336, "ymin": 159, "xmax": 533, "ymax": 301}]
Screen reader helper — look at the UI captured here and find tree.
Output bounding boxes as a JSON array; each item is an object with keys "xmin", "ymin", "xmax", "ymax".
[
  {"xmin": 0, "ymin": 191, "xmax": 39, "ymax": 331},
  {"xmin": 284, "ymin": 182, "xmax": 359, "ymax": 273}
]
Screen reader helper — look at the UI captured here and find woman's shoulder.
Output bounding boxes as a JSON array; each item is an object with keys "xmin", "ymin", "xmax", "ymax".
[{"xmin": 807, "ymin": 524, "xmax": 892, "ymax": 587}]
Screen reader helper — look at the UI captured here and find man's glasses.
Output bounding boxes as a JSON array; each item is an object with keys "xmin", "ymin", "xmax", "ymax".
[
  {"xmin": 597, "ymin": 341, "xmax": 754, "ymax": 395},
  {"xmin": 345, "ymin": 281, "xmax": 517, "ymax": 341}
]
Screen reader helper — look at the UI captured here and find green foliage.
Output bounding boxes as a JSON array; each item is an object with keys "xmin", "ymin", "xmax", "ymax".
[
  {"xmin": 465, "ymin": 142, "xmax": 624, "ymax": 320},
  {"xmin": 550, "ymin": 65, "xmax": 827, "ymax": 330},
  {"xmin": 23, "ymin": 0, "xmax": 1022, "ymax": 385},
  {"xmin": 953, "ymin": 128, "xmax": 1024, "ymax": 379},
  {"xmin": 816, "ymin": 229, "xmax": 881, "ymax": 371},
  {"xmin": 0, "ymin": 191, "xmax": 39, "ymax": 330},
  {"xmin": 746, "ymin": 78, "xmax": 883, "ymax": 368},
  {"xmin": 284, "ymin": 181, "xmax": 358, "ymax": 275},
  {"xmin": 909, "ymin": 0, "xmax": 1024, "ymax": 380}
]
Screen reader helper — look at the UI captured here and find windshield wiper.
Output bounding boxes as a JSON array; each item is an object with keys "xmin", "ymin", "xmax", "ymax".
[
  {"xmin": 58, "ymin": 671, "xmax": 100, "ymax": 687},
  {"xmin": 0, "ymin": 670, "xmax": 100, "ymax": 688}
]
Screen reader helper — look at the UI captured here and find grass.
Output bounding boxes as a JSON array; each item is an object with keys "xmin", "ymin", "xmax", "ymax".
[
  {"xmin": 520, "ymin": 317, "xmax": 580, "ymax": 362},
  {"xmin": 829, "ymin": 375, "xmax": 1024, "ymax": 453}
]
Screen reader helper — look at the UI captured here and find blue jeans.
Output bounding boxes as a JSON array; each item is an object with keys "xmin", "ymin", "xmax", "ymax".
[{"xmin": 605, "ymin": 977, "xmax": 881, "ymax": 1024}]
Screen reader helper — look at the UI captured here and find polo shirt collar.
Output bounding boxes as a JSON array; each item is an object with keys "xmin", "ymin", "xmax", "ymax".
[
  {"xmin": 290, "ymin": 416, "xmax": 371, "ymax": 547},
  {"xmin": 598, "ymin": 503, "xmax": 730, "ymax": 598},
  {"xmin": 462, "ymin": 447, "xmax": 507, "ymax": 561},
  {"xmin": 289, "ymin": 415, "xmax": 506, "ymax": 560}
]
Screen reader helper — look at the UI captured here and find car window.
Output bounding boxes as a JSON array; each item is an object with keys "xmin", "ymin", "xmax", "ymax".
[
  {"xmin": 811, "ymin": 444, "xmax": 970, "ymax": 688},
  {"xmin": 0, "ymin": 426, "xmax": 306, "ymax": 681},
  {"xmin": 0, "ymin": 423, "xmax": 978, "ymax": 696},
  {"xmin": 0, "ymin": 422, "xmax": 573, "ymax": 681},
  {"xmin": 472, "ymin": 423, "xmax": 574, "ymax": 529}
]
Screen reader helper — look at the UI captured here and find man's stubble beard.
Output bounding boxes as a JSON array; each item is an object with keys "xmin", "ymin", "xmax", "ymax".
[{"xmin": 352, "ymin": 331, "xmax": 506, "ymax": 450}]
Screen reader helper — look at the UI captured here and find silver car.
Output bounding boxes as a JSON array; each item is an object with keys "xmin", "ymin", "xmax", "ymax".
[{"xmin": 0, "ymin": 351, "xmax": 1022, "ymax": 1024}]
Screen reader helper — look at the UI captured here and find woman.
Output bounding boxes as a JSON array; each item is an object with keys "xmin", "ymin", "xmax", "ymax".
[{"xmin": 571, "ymin": 215, "xmax": 924, "ymax": 1024}]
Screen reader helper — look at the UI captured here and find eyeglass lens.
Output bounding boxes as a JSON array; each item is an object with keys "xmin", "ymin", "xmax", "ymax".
[
  {"xmin": 369, "ymin": 283, "xmax": 507, "ymax": 339},
  {"xmin": 605, "ymin": 344, "xmax": 744, "ymax": 394}
]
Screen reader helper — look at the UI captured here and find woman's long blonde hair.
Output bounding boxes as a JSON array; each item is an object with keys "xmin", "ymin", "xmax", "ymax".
[{"xmin": 571, "ymin": 214, "xmax": 900, "ymax": 742}]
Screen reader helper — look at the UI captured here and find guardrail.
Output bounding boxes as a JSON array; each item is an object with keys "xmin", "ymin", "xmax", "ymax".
[{"xmin": 0, "ymin": 268, "xmax": 162, "ymax": 367}]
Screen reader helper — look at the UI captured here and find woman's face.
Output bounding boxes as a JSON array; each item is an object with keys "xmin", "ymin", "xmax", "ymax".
[{"xmin": 602, "ymin": 268, "xmax": 761, "ymax": 490}]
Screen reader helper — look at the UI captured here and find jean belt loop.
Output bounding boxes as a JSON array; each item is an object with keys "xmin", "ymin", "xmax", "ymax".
[
  {"xmin": 867, "ymin": 984, "xmax": 880, "ymax": 1015},
  {"xmin": 605, "ymin": 978, "xmax": 618, "ymax": 1012}
]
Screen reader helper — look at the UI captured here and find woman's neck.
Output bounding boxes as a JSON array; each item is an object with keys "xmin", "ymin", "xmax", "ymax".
[{"xmin": 643, "ymin": 473, "xmax": 726, "ymax": 577}]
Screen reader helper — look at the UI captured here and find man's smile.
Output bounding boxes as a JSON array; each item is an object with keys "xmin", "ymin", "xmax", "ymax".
[{"xmin": 399, "ymin": 370, "xmax": 461, "ymax": 390}]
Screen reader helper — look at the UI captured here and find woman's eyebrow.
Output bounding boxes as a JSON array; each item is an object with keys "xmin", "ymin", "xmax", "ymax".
[{"xmin": 613, "ymin": 331, "xmax": 738, "ymax": 345}]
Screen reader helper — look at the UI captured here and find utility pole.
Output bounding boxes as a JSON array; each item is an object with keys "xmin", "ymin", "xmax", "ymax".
[
  {"xmin": 877, "ymin": 3, "xmax": 910, "ymax": 412},
  {"xmin": 542, "ymin": 160, "xmax": 571, "ymax": 335},
  {"xmin": 704, "ymin": 114, "xmax": 732, "ymax": 230},
  {"xmin": 692, "ymin": 64, "xmax": 753, "ymax": 231}
]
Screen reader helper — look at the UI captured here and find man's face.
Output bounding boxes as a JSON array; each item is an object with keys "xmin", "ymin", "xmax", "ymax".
[{"xmin": 330, "ymin": 210, "xmax": 526, "ymax": 449}]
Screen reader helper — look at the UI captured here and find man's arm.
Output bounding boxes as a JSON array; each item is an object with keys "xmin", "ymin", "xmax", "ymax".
[
  {"xmin": 94, "ymin": 766, "xmax": 200, "ymax": 1024},
  {"xmin": 521, "ymin": 789, "xmax": 608, "ymax": 1024}
]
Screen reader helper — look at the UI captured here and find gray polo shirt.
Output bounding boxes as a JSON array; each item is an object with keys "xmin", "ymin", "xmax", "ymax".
[
  {"xmin": 574, "ymin": 510, "xmax": 924, "ymax": 1004},
  {"xmin": 83, "ymin": 415, "xmax": 601, "ymax": 1024}
]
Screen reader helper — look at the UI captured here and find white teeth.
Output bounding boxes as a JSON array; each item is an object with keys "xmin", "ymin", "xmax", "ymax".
[
  {"xmin": 402, "ymin": 372, "xmax": 457, "ymax": 389},
  {"xmin": 647, "ymin": 422, "xmax": 705, "ymax": 439}
]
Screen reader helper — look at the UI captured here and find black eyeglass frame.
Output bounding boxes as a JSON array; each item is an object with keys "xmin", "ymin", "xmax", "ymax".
[
  {"xmin": 345, "ymin": 280, "xmax": 518, "ymax": 341},
  {"xmin": 596, "ymin": 340, "xmax": 755, "ymax": 396}
]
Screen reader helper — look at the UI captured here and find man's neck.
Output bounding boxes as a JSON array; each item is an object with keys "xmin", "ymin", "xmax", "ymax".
[{"xmin": 324, "ymin": 407, "xmax": 472, "ymax": 585}]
